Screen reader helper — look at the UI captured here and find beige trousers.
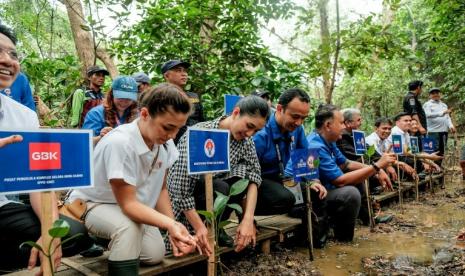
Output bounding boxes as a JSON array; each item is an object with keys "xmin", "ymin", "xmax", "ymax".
[{"xmin": 85, "ymin": 203, "xmax": 165, "ymax": 264}]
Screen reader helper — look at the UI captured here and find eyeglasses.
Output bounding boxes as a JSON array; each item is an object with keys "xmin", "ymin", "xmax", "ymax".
[{"xmin": 0, "ymin": 47, "xmax": 19, "ymax": 61}]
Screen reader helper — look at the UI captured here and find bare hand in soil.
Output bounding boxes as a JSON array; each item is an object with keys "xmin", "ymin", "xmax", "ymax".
[
  {"xmin": 194, "ymin": 225, "xmax": 212, "ymax": 256},
  {"xmin": 234, "ymin": 219, "xmax": 256, "ymax": 252}
]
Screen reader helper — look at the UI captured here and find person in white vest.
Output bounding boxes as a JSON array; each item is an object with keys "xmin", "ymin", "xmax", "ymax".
[{"xmin": 423, "ymin": 87, "xmax": 455, "ymax": 156}]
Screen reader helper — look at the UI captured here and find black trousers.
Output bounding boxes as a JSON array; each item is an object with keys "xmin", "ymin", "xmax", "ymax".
[
  {"xmin": 255, "ymin": 176, "xmax": 296, "ymax": 216},
  {"xmin": 0, "ymin": 202, "xmax": 93, "ymax": 272}
]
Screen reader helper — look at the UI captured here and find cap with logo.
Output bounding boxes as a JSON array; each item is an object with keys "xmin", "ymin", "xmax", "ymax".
[
  {"xmin": 132, "ymin": 72, "xmax": 151, "ymax": 84},
  {"xmin": 111, "ymin": 76, "xmax": 138, "ymax": 101},
  {"xmin": 86, "ymin": 66, "xmax": 109, "ymax": 77},
  {"xmin": 161, "ymin": 60, "xmax": 191, "ymax": 74}
]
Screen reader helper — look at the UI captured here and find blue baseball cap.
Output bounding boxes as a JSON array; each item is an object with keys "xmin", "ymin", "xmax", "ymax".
[
  {"xmin": 161, "ymin": 60, "xmax": 191, "ymax": 74},
  {"xmin": 111, "ymin": 76, "xmax": 138, "ymax": 101}
]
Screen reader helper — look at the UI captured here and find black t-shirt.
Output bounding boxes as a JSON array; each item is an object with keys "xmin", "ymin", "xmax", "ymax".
[{"xmin": 403, "ymin": 91, "xmax": 427, "ymax": 129}]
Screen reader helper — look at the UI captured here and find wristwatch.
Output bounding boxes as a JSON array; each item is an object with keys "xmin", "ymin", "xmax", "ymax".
[{"xmin": 371, "ymin": 161, "xmax": 380, "ymax": 172}]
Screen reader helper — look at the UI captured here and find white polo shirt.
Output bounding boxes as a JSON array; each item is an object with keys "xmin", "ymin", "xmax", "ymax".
[
  {"xmin": 366, "ymin": 132, "xmax": 389, "ymax": 155},
  {"xmin": 70, "ymin": 119, "xmax": 179, "ymax": 208},
  {"xmin": 0, "ymin": 93, "xmax": 40, "ymax": 207},
  {"xmin": 387, "ymin": 126, "xmax": 411, "ymax": 151}
]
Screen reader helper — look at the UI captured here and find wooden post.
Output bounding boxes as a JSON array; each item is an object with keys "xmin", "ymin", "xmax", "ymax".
[
  {"xmin": 40, "ymin": 191, "xmax": 54, "ymax": 276},
  {"xmin": 396, "ymin": 155, "xmax": 403, "ymax": 208},
  {"xmin": 304, "ymin": 182, "xmax": 314, "ymax": 261},
  {"xmin": 414, "ymin": 155, "xmax": 419, "ymax": 201},
  {"xmin": 205, "ymin": 173, "xmax": 216, "ymax": 276},
  {"xmin": 361, "ymin": 156, "xmax": 375, "ymax": 230}
]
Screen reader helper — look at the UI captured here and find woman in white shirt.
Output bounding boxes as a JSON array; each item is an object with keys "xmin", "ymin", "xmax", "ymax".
[{"xmin": 70, "ymin": 83, "xmax": 197, "ymax": 275}]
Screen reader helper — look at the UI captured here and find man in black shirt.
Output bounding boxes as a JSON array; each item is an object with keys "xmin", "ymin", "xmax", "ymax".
[
  {"xmin": 162, "ymin": 60, "xmax": 205, "ymax": 144},
  {"xmin": 403, "ymin": 80, "xmax": 427, "ymax": 135}
]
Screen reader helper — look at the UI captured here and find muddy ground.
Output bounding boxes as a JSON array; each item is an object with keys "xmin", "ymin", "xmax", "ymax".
[{"xmin": 222, "ymin": 174, "xmax": 465, "ymax": 275}]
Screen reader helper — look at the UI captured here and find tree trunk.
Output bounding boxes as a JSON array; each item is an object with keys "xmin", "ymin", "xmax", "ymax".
[
  {"xmin": 318, "ymin": 0, "xmax": 332, "ymax": 104},
  {"xmin": 61, "ymin": 0, "xmax": 118, "ymax": 78}
]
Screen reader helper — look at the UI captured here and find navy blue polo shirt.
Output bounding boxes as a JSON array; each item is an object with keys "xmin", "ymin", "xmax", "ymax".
[
  {"xmin": 253, "ymin": 112, "xmax": 308, "ymax": 177},
  {"xmin": 307, "ymin": 130, "xmax": 347, "ymax": 189}
]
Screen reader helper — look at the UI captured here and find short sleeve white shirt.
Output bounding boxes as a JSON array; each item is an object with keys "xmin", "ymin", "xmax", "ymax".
[
  {"xmin": 0, "ymin": 94, "xmax": 40, "ymax": 207},
  {"xmin": 366, "ymin": 132, "xmax": 389, "ymax": 155},
  {"xmin": 70, "ymin": 119, "xmax": 179, "ymax": 208},
  {"xmin": 388, "ymin": 126, "xmax": 411, "ymax": 151}
]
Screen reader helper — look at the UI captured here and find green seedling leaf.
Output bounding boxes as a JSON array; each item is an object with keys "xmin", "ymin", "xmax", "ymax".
[
  {"xmin": 20, "ymin": 241, "xmax": 43, "ymax": 252},
  {"xmin": 197, "ymin": 210, "xmax": 214, "ymax": 224},
  {"xmin": 213, "ymin": 192, "xmax": 229, "ymax": 215},
  {"xmin": 313, "ymin": 158, "xmax": 320, "ymax": 168},
  {"xmin": 229, "ymin": 179, "xmax": 249, "ymax": 196},
  {"xmin": 218, "ymin": 220, "xmax": 233, "ymax": 229},
  {"xmin": 49, "ymin": 219, "xmax": 70, "ymax": 238},
  {"xmin": 227, "ymin": 203, "xmax": 243, "ymax": 214},
  {"xmin": 366, "ymin": 144, "xmax": 376, "ymax": 158}
]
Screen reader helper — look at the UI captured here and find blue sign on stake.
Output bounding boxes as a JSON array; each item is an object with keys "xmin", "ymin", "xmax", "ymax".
[
  {"xmin": 352, "ymin": 130, "xmax": 367, "ymax": 156},
  {"xmin": 391, "ymin": 134, "xmax": 403, "ymax": 155},
  {"xmin": 187, "ymin": 128, "xmax": 230, "ymax": 175},
  {"xmin": 0, "ymin": 129, "xmax": 94, "ymax": 194},
  {"xmin": 224, "ymin": 94, "xmax": 242, "ymax": 115},
  {"xmin": 422, "ymin": 137, "xmax": 435, "ymax": 154},
  {"xmin": 291, "ymin": 147, "xmax": 319, "ymax": 182},
  {"xmin": 410, "ymin": 136, "xmax": 420, "ymax": 154}
]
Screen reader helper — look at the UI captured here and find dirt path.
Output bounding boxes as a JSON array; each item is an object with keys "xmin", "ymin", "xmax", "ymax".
[{"xmin": 224, "ymin": 174, "xmax": 465, "ymax": 275}]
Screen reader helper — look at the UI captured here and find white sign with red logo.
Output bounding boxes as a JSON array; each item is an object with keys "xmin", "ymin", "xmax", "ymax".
[{"xmin": 0, "ymin": 129, "xmax": 93, "ymax": 194}]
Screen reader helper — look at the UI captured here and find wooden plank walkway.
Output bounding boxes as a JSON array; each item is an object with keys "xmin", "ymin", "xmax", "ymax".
[{"xmin": 7, "ymin": 215, "xmax": 301, "ymax": 276}]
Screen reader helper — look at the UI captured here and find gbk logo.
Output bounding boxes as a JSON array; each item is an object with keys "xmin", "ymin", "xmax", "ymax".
[{"xmin": 29, "ymin": 143, "xmax": 62, "ymax": 170}]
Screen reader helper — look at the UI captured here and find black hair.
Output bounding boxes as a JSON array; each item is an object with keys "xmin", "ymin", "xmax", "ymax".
[
  {"xmin": 235, "ymin": 96, "xmax": 270, "ymax": 120},
  {"xmin": 374, "ymin": 117, "xmax": 393, "ymax": 127},
  {"xmin": 278, "ymin": 88, "xmax": 310, "ymax": 109},
  {"xmin": 315, "ymin": 104, "xmax": 339, "ymax": 129},
  {"xmin": 0, "ymin": 24, "xmax": 17, "ymax": 45},
  {"xmin": 139, "ymin": 83, "xmax": 192, "ymax": 117},
  {"xmin": 393, "ymin": 112, "xmax": 411, "ymax": 122},
  {"xmin": 408, "ymin": 80, "xmax": 423, "ymax": 91}
]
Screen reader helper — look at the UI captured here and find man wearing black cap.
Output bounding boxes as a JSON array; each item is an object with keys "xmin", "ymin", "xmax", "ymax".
[
  {"xmin": 161, "ymin": 60, "xmax": 204, "ymax": 144},
  {"xmin": 403, "ymin": 80, "xmax": 427, "ymax": 135},
  {"xmin": 423, "ymin": 87, "xmax": 455, "ymax": 156},
  {"xmin": 71, "ymin": 65, "xmax": 109, "ymax": 127}
]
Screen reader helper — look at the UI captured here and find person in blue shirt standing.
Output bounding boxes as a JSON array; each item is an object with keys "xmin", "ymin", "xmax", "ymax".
[
  {"xmin": 307, "ymin": 104, "xmax": 395, "ymax": 241},
  {"xmin": 253, "ymin": 88, "xmax": 327, "ymax": 216},
  {"xmin": 0, "ymin": 72, "xmax": 35, "ymax": 111}
]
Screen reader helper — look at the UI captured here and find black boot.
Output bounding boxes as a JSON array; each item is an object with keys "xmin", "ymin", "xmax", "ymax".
[{"xmin": 108, "ymin": 259, "xmax": 139, "ymax": 276}]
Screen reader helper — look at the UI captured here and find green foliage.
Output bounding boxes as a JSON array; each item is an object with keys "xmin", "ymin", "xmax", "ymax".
[{"xmin": 111, "ymin": 0, "xmax": 305, "ymax": 119}]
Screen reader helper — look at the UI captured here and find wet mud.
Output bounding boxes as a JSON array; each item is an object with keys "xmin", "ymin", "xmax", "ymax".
[{"xmin": 224, "ymin": 174, "xmax": 465, "ymax": 275}]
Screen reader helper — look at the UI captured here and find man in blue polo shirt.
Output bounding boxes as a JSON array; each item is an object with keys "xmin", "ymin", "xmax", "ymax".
[
  {"xmin": 253, "ymin": 88, "xmax": 327, "ymax": 216},
  {"xmin": 307, "ymin": 104, "xmax": 395, "ymax": 241}
]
